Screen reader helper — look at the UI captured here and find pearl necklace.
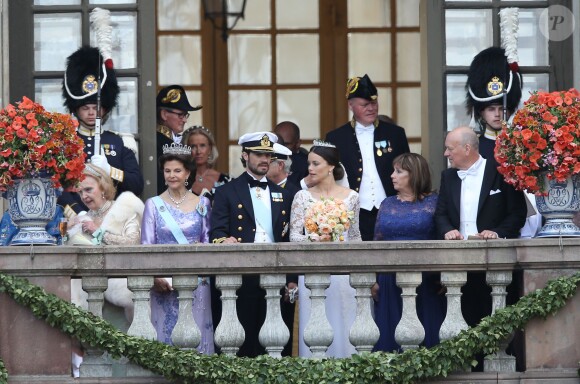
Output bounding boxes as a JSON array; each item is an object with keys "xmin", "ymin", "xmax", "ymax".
[
  {"xmin": 167, "ymin": 189, "xmax": 188, "ymax": 207},
  {"xmin": 88, "ymin": 200, "xmax": 112, "ymax": 219}
]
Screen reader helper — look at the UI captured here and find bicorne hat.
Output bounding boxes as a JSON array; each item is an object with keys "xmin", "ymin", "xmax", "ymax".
[
  {"xmin": 62, "ymin": 46, "xmax": 119, "ymax": 113},
  {"xmin": 346, "ymin": 74, "xmax": 378, "ymax": 101},
  {"xmin": 156, "ymin": 85, "xmax": 202, "ymax": 112}
]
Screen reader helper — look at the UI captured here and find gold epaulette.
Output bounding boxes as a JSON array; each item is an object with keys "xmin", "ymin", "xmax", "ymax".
[
  {"xmin": 110, "ymin": 167, "xmax": 124, "ymax": 182},
  {"xmin": 157, "ymin": 124, "xmax": 173, "ymax": 140},
  {"xmin": 63, "ymin": 204, "xmax": 78, "ymax": 220}
]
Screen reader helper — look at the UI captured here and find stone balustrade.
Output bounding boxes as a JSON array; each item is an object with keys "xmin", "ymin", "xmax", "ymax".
[{"xmin": 0, "ymin": 239, "xmax": 579, "ymax": 383}]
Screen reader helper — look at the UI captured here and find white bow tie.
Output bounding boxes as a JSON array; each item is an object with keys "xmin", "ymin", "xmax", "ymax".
[
  {"xmin": 457, "ymin": 168, "xmax": 477, "ymax": 180},
  {"xmin": 355, "ymin": 126, "xmax": 374, "ymax": 135}
]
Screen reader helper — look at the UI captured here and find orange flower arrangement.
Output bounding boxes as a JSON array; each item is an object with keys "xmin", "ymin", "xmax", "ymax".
[
  {"xmin": 0, "ymin": 96, "xmax": 86, "ymax": 192},
  {"xmin": 304, "ymin": 197, "xmax": 354, "ymax": 242},
  {"xmin": 495, "ymin": 88, "xmax": 580, "ymax": 194}
]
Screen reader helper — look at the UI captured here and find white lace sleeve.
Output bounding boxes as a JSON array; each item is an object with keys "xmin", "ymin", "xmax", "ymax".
[
  {"xmin": 346, "ymin": 191, "xmax": 362, "ymax": 242},
  {"xmin": 290, "ymin": 190, "xmax": 310, "ymax": 242}
]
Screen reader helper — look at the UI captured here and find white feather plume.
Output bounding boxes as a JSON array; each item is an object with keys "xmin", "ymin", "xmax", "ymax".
[
  {"xmin": 499, "ymin": 8, "xmax": 519, "ymax": 64},
  {"xmin": 90, "ymin": 7, "xmax": 113, "ymax": 62}
]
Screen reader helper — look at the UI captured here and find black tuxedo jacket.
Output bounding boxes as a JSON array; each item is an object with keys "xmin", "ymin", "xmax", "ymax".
[
  {"xmin": 326, "ymin": 120, "xmax": 409, "ymax": 197},
  {"xmin": 210, "ymin": 173, "xmax": 292, "ymax": 243},
  {"xmin": 434, "ymin": 159, "xmax": 527, "ymax": 239}
]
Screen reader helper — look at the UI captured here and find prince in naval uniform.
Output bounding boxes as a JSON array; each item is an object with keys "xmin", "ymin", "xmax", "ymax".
[
  {"xmin": 156, "ymin": 85, "xmax": 201, "ymax": 194},
  {"xmin": 210, "ymin": 132, "xmax": 294, "ymax": 357},
  {"xmin": 59, "ymin": 46, "xmax": 143, "ymax": 217},
  {"xmin": 326, "ymin": 74, "xmax": 409, "ymax": 240}
]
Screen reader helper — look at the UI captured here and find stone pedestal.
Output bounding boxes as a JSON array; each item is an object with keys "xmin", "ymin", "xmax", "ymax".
[
  {"xmin": 0, "ymin": 276, "xmax": 72, "ymax": 376},
  {"xmin": 523, "ymin": 269, "xmax": 580, "ymax": 369}
]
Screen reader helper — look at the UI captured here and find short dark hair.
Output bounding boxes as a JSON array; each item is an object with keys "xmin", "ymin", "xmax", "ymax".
[
  {"xmin": 309, "ymin": 145, "xmax": 345, "ymax": 181},
  {"xmin": 392, "ymin": 153, "xmax": 433, "ymax": 201}
]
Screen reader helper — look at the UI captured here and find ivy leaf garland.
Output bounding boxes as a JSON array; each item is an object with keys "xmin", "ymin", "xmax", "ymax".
[{"xmin": 0, "ymin": 272, "xmax": 578, "ymax": 383}]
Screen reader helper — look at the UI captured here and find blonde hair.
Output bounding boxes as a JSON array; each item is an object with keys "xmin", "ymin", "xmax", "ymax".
[
  {"xmin": 182, "ymin": 126, "xmax": 219, "ymax": 166},
  {"xmin": 83, "ymin": 163, "xmax": 116, "ymax": 200}
]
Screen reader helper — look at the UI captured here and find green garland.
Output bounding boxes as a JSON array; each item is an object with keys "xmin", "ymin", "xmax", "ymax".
[{"xmin": 0, "ymin": 272, "xmax": 578, "ymax": 383}]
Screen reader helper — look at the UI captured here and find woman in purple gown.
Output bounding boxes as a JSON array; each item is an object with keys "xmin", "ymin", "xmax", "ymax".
[
  {"xmin": 373, "ymin": 153, "xmax": 446, "ymax": 352},
  {"xmin": 141, "ymin": 143, "xmax": 214, "ymax": 354}
]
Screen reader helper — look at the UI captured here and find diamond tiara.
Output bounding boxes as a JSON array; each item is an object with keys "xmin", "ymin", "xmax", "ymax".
[
  {"xmin": 312, "ymin": 139, "xmax": 336, "ymax": 148},
  {"xmin": 162, "ymin": 142, "xmax": 192, "ymax": 155}
]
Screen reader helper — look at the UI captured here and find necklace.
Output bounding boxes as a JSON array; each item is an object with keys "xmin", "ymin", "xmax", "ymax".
[
  {"xmin": 197, "ymin": 169, "xmax": 210, "ymax": 182},
  {"xmin": 167, "ymin": 189, "xmax": 188, "ymax": 206},
  {"xmin": 88, "ymin": 200, "xmax": 112, "ymax": 219}
]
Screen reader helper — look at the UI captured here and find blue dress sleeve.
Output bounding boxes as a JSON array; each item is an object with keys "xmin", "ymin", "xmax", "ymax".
[{"xmin": 200, "ymin": 196, "xmax": 212, "ymax": 244}]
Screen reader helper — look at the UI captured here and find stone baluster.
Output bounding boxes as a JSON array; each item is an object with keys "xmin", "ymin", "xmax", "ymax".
[
  {"xmin": 171, "ymin": 276, "xmax": 200, "ymax": 349},
  {"xmin": 439, "ymin": 272, "xmax": 468, "ymax": 342},
  {"xmin": 484, "ymin": 271, "xmax": 516, "ymax": 372},
  {"xmin": 259, "ymin": 274, "xmax": 290, "ymax": 357},
  {"xmin": 80, "ymin": 276, "xmax": 112, "ymax": 377},
  {"xmin": 349, "ymin": 273, "xmax": 380, "ymax": 353},
  {"xmin": 303, "ymin": 274, "xmax": 333, "ymax": 358},
  {"xmin": 126, "ymin": 276, "xmax": 157, "ymax": 377},
  {"xmin": 214, "ymin": 275, "xmax": 245, "ymax": 356},
  {"xmin": 395, "ymin": 272, "xmax": 425, "ymax": 350}
]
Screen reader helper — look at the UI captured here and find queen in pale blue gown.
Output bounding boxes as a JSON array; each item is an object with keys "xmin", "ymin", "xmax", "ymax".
[
  {"xmin": 141, "ymin": 148, "xmax": 214, "ymax": 354},
  {"xmin": 372, "ymin": 153, "xmax": 446, "ymax": 352}
]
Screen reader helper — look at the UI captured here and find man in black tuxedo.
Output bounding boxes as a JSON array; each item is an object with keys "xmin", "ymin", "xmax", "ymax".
[
  {"xmin": 326, "ymin": 74, "xmax": 409, "ymax": 240},
  {"xmin": 435, "ymin": 126, "xmax": 527, "ymax": 241},
  {"xmin": 435, "ymin": 126, "xmax": 527, "ymax": 345},
  {"xmin": 210, "ymin": 131, "xmax": 295, "ymax": 357}
]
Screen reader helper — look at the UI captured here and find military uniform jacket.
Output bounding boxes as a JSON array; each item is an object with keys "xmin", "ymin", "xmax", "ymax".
[
  {"xmin": 59, "ymin": 129, "xmax": 144, "ymax": 215},
  {"xmin": 210, "ymin": 174, "xmax": 292, "ymax": 244},
  {"xmin": 326, "ymin": 120, "xmax": 409, "ymax": 197}
]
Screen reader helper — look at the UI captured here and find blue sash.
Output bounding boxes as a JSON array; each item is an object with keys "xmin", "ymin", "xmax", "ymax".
[
  {"xmin": 250, "ymin": 188, "xmax": 274, "ymax": 242},
  {"xmin": 152, "ymin": 196, "xmax": 188, "ymax": 244}
]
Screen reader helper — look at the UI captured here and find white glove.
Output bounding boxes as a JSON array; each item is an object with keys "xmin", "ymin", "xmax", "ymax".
[{"xmin": 90, "ymin": 155, "xmax": 111, "ymax": 175}]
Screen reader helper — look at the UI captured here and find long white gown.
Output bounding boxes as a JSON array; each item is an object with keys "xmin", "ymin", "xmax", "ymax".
[{"xmin": 289, "ymin": 189, "xmax": 362, "ymax": 358}]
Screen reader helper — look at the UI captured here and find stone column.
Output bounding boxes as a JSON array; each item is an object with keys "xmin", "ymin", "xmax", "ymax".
[
  {"xmin": 439, "ymin": 272, "xmax": 468, "ymax": 342},
  {"xmin": 126, "ymin": 276, "xmax": 157, "ymax": 377},
  {"xmin": 80, "ymin": 276, "xmax": 112, "ymax": 378},
  {"xmin": 259, "ymin": 274, "xmax": 290, "ymax": 357},
  {"xmin": 484, "ymin": 270, "xmax": 515, "ymax": 372},
  {"xmin": 349, "ymin": 273, "xmax": 380, "ymax": 353},
  {"xmin": 214, "ymin": 275, "xmax": 245, "ymax": 356},
  {"xmin": 171, "ymin": 276, "xmax": 201, "ymax": 349},
  {"xmin": 303, "ymin": 274, "xmax": 333, "ymax": 358},
  {"xmin": 395, "ymin": 272, "xmax": 425, "ymax": 350}
]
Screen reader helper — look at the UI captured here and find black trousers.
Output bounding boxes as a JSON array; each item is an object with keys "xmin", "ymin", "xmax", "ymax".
[{"xmin": 359, "ymin": 207, "xmax": 379, "ymax": 241}]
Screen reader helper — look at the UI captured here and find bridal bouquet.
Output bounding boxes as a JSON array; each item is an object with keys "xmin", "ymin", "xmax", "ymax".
[
  {"xmin": 495, "ymin": 88, "xmax": 580, "ymax": 194},
  {"xmin": 304, "ymin": 197, "xmax": 354, "ymax": 242}
]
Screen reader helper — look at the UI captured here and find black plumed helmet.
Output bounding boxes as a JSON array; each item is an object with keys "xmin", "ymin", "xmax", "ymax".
[
  {"xmin": 465, "ymin": 46, "xmax": 522, "ymax": 117},
  {"xmin": 62, "ymin": 46, "xmax": 119, "ymax": 113}
]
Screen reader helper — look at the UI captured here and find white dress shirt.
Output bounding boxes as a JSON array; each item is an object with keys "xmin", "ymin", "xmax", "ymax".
[
  {"xmin": 355, "ymin": 121, "xmax": 387, "ymax": 210},
  {"xmin": 459, "ymin": 156, "xmax": 486, "ymax": 239}
]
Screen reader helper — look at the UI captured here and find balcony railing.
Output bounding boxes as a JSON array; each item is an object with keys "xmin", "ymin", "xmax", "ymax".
[{"xmin": 1, "ymin": 239, "xmax": 579, "ymax": 383}]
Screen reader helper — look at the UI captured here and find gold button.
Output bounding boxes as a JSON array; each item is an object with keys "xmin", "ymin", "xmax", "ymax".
[
  {"xmin": 238, "ymin": 226, "xmax": 242, "ymax": 231},
  {"xmin": 358, "ymin": 159, "xmax": 362, "ymax": 162},
  {"xmin": 238, "ymin": 204, "xmax": 243, "ymax": 208},
  {"xmin": 252, "ymin": 228, "xmax": 256, "ymax": 232},
  {"xmin": 282, "ymin": 210, "xmax": 286, "ymax": 215},
  {"xmin": 238, "ymin": 215, "xmax": 243, "ymax": 220},
  {"xmin": 356, "ymin": 188, "xmax": 359, "ymax": 191},
  {"xmin": 237, "ymin": 238, "xmax": 242, "ymax": 242},
  {"xmin": 357, "ymin": 177, "xmax": 361, "ymax": 182},
  {"xmin": 358, "ymin": 168, "xmax": 362, "ymax": 172}
]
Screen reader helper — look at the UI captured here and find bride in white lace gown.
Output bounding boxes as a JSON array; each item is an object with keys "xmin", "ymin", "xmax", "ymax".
[{"xmin": 290, "ymin": 142, "xmax": 362, "ymax": 358}]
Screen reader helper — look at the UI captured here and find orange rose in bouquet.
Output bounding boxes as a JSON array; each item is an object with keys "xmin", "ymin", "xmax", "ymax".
[
  {"xmin": 0, "ymin": 96, "xmax": 86, "ymax": 192},
  {"xmin": 495, "ymin": 88, "xmax": 580, "ymax": 194},
  {"xmin": 304, "ymin": 197, "xmax": 354, "ymax": 242}
]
